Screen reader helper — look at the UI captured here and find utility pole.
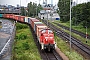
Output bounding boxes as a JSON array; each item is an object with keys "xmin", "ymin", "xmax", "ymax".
[
  {"xmin": 19, "ymin": 0, "xmax": 21, "ymax": 21},
  {"xmin": 45, "ymin": 0, "xmax": 48, "ymax": 26},
  {"xmin": 25, "ymin": 0, "xmax": 27, "ymax": 16},
  {"xmin": 39, "ymin": 0, "xmax": 41, "ymax": 19},
  {"xmin": 47, "ymin": 10, "xmax": 48, "ymax": 26},
  {"xmin": 50, "ymin": 8, "xmax": 52, "ymax": 21},
  {"xmin": 51, "ymin": 11, "xmax": 52, "ymax": 21},
  {"xmin": 39, "ymin": 0, "xmax": 41, "ymax": 4},
  {"xmin": 35, "ymin": 1, "xmax": 37, "ymax": 17},
  {"xmin": 19, "ymin": 0, "xmax": 21, "ymax": 15},
  {"xmin": 36, "ymin": 6, "xmax": 37, "ymax": 17},
  {"xmin": 86, "ymin": 26, "xmax": 87, "ymax": 43},
  {"xmin": 25, "ymin": 8, "xmax": 26, "ymax": 16},
  {"xmin": 70, "ymin": 0, "xmax": 72, "ymax": 52},
  {"xmin": 86, "ymin": 20, "xmax": 88, "ymax": 43}
]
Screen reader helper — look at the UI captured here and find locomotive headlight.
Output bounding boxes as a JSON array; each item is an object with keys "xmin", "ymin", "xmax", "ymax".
[
  {"xmin": 50, "ymin": 37, "xmax": 53, "ymax": 39},
  {"xmin": 45, "ymin": 37, "xmax": 48, "ymax": 39}
]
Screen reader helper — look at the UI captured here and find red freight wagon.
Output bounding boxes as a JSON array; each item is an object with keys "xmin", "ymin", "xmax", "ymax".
[
  {"xmin": 14, "ymin": 15, "xmax": 20, "ymax": 21},
  {"xmin": 35, "ymin": 24, "xmax": 45, "ymax": 34},
  {"xmin": 30, "ymin": 18, "xmax": 39, "ymax": 29},
  {"xmin": 30, "ymin": 18, "xmax": 39, "ymax": 24},
  {"xmin": 6, "ymin": 14, "xmax": 10, "ymax": 18},
  {"xmin": 12, "ymin": 15, "xmax": 15, "ymax": 19},
  {"xmin": 4, "ymin": 14, "xmax": 7, "ymax": 18},
  {"xmin": 34, "ymin": 22, "xmax": 43, "ymax": 31},
  {"xmin": 4, "ymin": 14, "xmax": 8, "ymax": 18},
  {"xmin": 20, "ymin": 16, "xmax": 25, "ymax": 22},
  {"xmin": 3, "ymin": 14, "xmax": 6, "ymax": 18},
  {"xmin": 36, "ymin": 25, "xmax": 47, "ymax": 42},
  {"xmin": 3, "ymin": 14, "xmax": 8, "ymax": 18},
  {"xmin": 9, "ymin": 14, "xmax": 14, "ymax": 19}
]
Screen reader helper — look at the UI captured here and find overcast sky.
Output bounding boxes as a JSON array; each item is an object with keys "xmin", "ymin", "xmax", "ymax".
[
  {"xmin": 0, "ymin": 0, "xmax": 89, "ymax": 7},
  {"xmin": 73, "ymin": 0, "xmax": 89, "ymax": 4},
  {"xmin": 0, "ymin": 0, "xmax": 58, "ymax": 7}
]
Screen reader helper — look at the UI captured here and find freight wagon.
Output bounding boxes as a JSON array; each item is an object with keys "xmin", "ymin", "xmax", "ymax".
[
  {"xmin": 25, "ymin": 17, "xmax": 31, "ymax": 23},
  {"xmin": 30, "ymin": 18, "xmax": 39, "ymax": 29},
  {"xmin": 0, "ymin": 14, "xmax": 3, "ymax": 17},
  {"xmin": 0, "ymin": 14, "xmax": 56, "ymax": 51}
]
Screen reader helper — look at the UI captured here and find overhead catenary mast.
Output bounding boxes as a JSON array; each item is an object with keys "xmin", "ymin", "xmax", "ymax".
[
  {"xmin": 70, "ymin": 0, "xmax": 72, "ymax": 52},
  {"xmin": 39, "ymin": 0, "xmax": 41, "ymax": 4},
  {"xmin": 45, "ymin": 0, "xmax": 47, "ymax": 4},
  {"xmin": 51, "ymin": 0, "xmax": 53, "ymax": 5}
]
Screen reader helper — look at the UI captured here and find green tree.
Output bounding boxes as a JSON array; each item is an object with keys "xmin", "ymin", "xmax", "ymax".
[
  {"xmin": 37, "ymin": 4, "xmax": 43, "ymax": 13},
  {"xmin": 27, "ymin": 2, "xmax": 33, "ymax": 16},
  {"xmin": 58, "ymin": 0, "xmax": 70, "ymax": 22},
  {"xmin": 72, "ymin": 2, "xmax": 90, "ymax": 27},
  {"xmin": 21, "ymin": 7, "xmax": 26, "ymax": 16},
  {"xmin": 27, "ymin": 2, "xmax": 43, "ymax": 17},
  {"xmin": 58, "ymin": 0, "xmax": 90, "ymax": 27}
]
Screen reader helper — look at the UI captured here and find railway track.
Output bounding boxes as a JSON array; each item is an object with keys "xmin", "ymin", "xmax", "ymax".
[
  {"xmin": 29, "ymin": 25, "xmax": 62, "ymax": 60},
  {"xmin": 42, "ymin": 20, "xmax": 90, "ymax": 59},
  {"xmin": 53, "ymin": 22, "xmax": 90, "ymax": 39},
  {"xmin": 42, "ymin": 49, "xmax": 62, "ymax": 60}
]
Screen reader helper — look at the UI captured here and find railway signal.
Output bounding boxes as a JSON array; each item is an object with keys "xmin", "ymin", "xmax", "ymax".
[{"xmin": 86, "ymin": 26, "xmax": 88, "ymax": 43}]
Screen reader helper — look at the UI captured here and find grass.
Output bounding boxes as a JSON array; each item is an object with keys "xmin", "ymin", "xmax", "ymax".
[
  {"xmin": 51, "ymin": 22, "xmax": 90, "ymax": 46},
  {"xmin": 12, "ymin": 21, "xmax": 85, "ymax": 60},
  {"xmin": 12, "ymin": 23, "xmax": 41, "ymax": 60},
  {"xmin": 43, "ymin": 20, "xmax": 83, "ymax": 59},
  {"xmin": 65, "ymin": 29, "xmax": 90, "ymax": 46},
  {"xmin": 55, "ymin": 36, "xmax": 84, "ymax": 60},
  {"xmin": 47, "ymin": 21, "xmax": 84, "ymax": 60},
  {"xmin": 53, "ymin": 20, "xmax": 90, "ymax": 35}
]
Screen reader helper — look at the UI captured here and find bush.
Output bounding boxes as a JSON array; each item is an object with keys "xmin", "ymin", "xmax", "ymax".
[
  {"xmin": 16, "ymin": 23, "xmax": 28, "ymax": 30},
  {"xmin": 22, "ymin": 42, "xmax": 29, "ymax": 50},
  {"xmin": 16, "ymin": 33, "xmax": 27, "ymax": 40},
  {"xmin": 15, "ymin": 35, "xmax": 18, "ymax": 40}
]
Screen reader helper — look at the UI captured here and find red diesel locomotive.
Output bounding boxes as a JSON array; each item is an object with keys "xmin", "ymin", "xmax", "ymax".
[{"xmin": 40, "ymin": 28, "xmax": 56, "ymax": 51}]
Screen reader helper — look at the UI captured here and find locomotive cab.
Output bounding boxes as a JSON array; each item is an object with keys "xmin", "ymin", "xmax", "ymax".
[{"xmin": 40, "ymin": 28, "xmax": 56, "ymax": 51}]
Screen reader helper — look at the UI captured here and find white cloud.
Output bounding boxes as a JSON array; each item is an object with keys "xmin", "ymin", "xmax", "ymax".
[
  {"xmin": 73, "ymin": 0, "xmax": 89, "ymax": 4},
  {"xmin": 0, "ymin": 0, "xmax": 89, "ymax": 7},
  {"xmin": 0, "ymin": 0, "xmax": 59, "ymax": 7}
]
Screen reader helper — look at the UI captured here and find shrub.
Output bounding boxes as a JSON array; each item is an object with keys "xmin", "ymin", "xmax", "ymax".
[
  {"xmin": 16, "ymin": 23, "xmax": 28, "ymax": 30},
  {"xmin": 17, "ymin": 33, "xmax": 27, "ymax": 40},
  {"xmin": 22, "ymin": 42, "xmax": 29, "ymax": 50}
]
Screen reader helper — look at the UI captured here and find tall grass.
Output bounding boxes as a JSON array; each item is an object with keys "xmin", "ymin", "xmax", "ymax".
[
  {"xmin": 12, "ymin": 23, "xmax": 41, "ymax": 60},
  {"xmin": 55, "ymin": 36, "xmax": 84, "ymax": 60},
  {"xmin": 52, "ymin": 21, "xmax": 90, "ymax": 46},
  {"xmin": 54, "ymin": 20, "xmax": 90, "ymax": 35}
]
